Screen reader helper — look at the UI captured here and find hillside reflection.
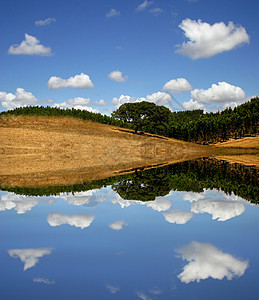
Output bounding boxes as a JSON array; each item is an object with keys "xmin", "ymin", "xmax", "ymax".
[{"xmin": 1, "ymin": 158, "xmax": 258, "ymax": 204}]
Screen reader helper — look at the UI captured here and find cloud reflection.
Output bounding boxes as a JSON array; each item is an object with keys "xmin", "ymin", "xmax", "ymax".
[
  {"xmin": 109, "ymin": 220, "xmax": 128, "ymax": 231},
  {"xmin": 0, "ymin": 192, "xmax": 38, "ymax": 214},
  {"xmin": 163, "ymin": 210, "xmax": 194, "ymax": 224},
  {"xmin": 191, "ymin": 199, "xmax": 245, "ymax": 221},
  {"xmin": 47, "ymin": 213, "xmax": 95, "ymax": 229},
  {"xmin": 8, "ymin": 248, "xmax": 53, "ymax": 270},
  {"xmin": 176, "ymin": 241, "xmax": 248, "ymax": 283}
]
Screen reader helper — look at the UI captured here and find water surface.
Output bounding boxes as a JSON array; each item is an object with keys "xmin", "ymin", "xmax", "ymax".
[{"xmin": 0, "ymin": 159, "xmax": 258, "ymax": 300}]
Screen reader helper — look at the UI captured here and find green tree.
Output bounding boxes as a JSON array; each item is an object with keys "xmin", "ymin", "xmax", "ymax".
[{"xmin": 111, "ymin": 101, "xmax": 171, "ymax": 134}]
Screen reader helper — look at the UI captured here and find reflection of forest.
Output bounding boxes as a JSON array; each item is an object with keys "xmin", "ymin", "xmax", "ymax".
[{"xmin": 1, "ymin": 158, "xmax": 258, "ymax": 203}]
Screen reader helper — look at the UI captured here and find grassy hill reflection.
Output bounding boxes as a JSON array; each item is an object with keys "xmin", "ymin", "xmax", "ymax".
[{"xmin": 1, "ymin": 158, "xmax": 258, "ymax": 204}]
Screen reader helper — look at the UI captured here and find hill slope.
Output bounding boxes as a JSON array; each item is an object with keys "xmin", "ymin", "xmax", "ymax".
[{"xmin": 0, "ymin": 115, "xmax": 213, "ymax": 187}]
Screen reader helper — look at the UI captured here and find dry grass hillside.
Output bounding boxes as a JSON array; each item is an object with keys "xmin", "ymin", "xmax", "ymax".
[{"xmin": 0, "ymin": 115, "xmax": 214, "ymax": 187}]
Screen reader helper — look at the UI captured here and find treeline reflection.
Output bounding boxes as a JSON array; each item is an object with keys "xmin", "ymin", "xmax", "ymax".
[{"xmin": 1, "ymin": 158, "xmax": 258, "ymax": 204}]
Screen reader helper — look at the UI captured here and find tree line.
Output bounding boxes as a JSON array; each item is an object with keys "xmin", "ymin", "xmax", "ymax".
[{"xmin": 0, "ymin": 97, "xmax": 258, "ymax": 144}]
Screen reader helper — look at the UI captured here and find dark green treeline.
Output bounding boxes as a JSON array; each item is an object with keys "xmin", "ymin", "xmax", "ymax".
[{"xmin": 1, "ymin": 97, "xmax": 258, "ymax": 144}]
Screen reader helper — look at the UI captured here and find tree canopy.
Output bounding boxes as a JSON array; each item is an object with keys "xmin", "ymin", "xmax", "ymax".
[{"xmin": 111, "ymin": 101, "xmax": 171, "ymax": 135}]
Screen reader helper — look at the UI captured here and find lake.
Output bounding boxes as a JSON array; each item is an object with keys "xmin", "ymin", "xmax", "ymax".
[{"xmin": 0, "ymin": 158, "xmax": 258, "ymax": 300}]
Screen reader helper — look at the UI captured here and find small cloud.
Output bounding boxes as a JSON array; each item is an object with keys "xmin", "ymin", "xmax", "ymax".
[
  {"xmin": 47, "ymin": 213, "xmax": 95, "ymax": 229},
  {"xmin": 109, "ymin": 220, "xmax": 128, "ymax": 231},
  {"xmin": 53, "ymin": 97, "xmax": 99, "ymax": 113},
  {"xmin": 8, "ymin": 248, "xmax": 53, "ymax": 270},
  {"xmin": 149, "ymin": 7, "xmax": 163, "ymax": 16},
  {"xmin": 176, "ymin": 241, "xmax": 249, "ymax": 283},
  {"xmin": 108, "ymin": 70, "xmax": 128, "ymax": 82},
  {"xmin": 106, "ymin": 8, "xmax": 120, "ymax": 18},
  {"xmin": 0, "ymin": 88, "xmax": 38, "ymax": 111},
  {"xmin": 162, "ymin": 78, "xmax": 192, "ymax": 94},
  {"xmin": 33, "ymin": 277, "xmax": 55, "ymax": 284},
  {"xmin": 146, "ymin": 198, "xmax": 171, "ymax": 212},
  {"xmin": 176, "ymin": 19, "xmax": 249, "ymax": 59},
  {"xmin": 146, "ymin": 91, "xmax": 172, "ymax": 106},
  {"xmin": 8, "ymin": 33, "xmax": 52, "ymax": 56},
  {"xmin": 149, "ymin": 287, "xmax": 162, "ymax": 295},
  {"xmin": 163, "ymin": 210, "xmax": 194, "ymax": 224},
  {"xmin": 106, "ymin": 284, "xmax": 120, "ymax": 294},
  {"xmin": 35, "ymin": 18, "xmax": 56, "ymax": 26},
  {"xmin": 136, "ymin": 1, "xmax": 153, "ymax": 11},
  {"xmin": 136, "ymin": 291, "xmax": 151, "ymax": 300},
  {"xmin": 182, "ymin": 99, "xmax": 205, "ymax": 111},
  {"xmin": 48, "ymin": 73, "xmax": 94, "ymax": 90},
  {"xmin": 98, "ymin": 99, "xmax": 106, "ymax": 106}
]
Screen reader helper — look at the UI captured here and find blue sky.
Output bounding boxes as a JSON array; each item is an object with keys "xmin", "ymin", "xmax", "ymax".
[{"xmin": 1, "ymin": 0, "xmax": 258, "ymax": 114}]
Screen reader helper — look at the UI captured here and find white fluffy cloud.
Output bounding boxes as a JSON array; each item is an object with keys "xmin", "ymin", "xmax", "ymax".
[
  {"xmin": 98, "ymin": 99, "xmax": 106, "ymax": 106},
  {"xmin": 48, "ymin": 73, "xmax": 94, "ymax": 90},
  {"xmin": 146, "ymin": 91, "xmax": 172, "ymax": 105},
  {"xmin": 136, "ymin": 1, "xmax": 153, "ymax": 11},
  {"xmin": 108, "ymin": 70, "xmax": 128, "ymax": 82},
  {"xmin": 8, "ymin": 33, "xmax": 52, "ymax": 56},
  {"xmin": 35, "ymin": 18, "xmax": 56, "ymax": 26},
  {"xmin": 8, "ymin": 248, "xmax": 53, "ymax": 270},
  {"xmin": 191, "ymin": 82, "xmax": 246, "ymax": 104},
  {"xmin": 53, "ymin": 97, "xmax": 99, "ymax": 113},
  {"xmin": 112, "ymin": 91, "xmax": 172, "ymax": 109},
  {"xmin": 0, "ymin": 88, "xmax": 38, "ymax": 110},
  {"xmin": 109, "ymin": 220, "xmax": 128, "ymax": 231},
  {"xmin": 182, "ymin": 99, "xmax": 205, "ymax": 110},
  {"xmin": 0, "ymin": 192, "xmax": 39, "ymax": 214},
  {"xmin": 106, "ymin": 8, "xmax": 120, "ymax": 18},
  {"xmin": 47, "ymin": 213, "xmax": 95, "ymax": 229},
  {"xmin": 176, "ymin": 241, "xmax": 248, "ymax": 283},
  {"xmin": 163, "ymin": 210, "xmax": 194, "ymax": 224},
  {"xmin": 176, "ymin": 19, "xmax": 249, "ymax": 59},
  {"xmin": 162, "ymin": 78, "xmax": 192, "ymax": 94},
  {"xmin": 191, "ymin": 199, "xmax": 245, "ymax": 221}
]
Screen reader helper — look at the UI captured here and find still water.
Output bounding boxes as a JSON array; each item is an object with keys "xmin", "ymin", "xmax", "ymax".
[{"xmin": 0, "ymin": 159, "xmax": 258, "ymax": 300}]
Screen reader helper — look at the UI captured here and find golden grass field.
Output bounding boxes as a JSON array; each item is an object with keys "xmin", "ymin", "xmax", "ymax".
[
  {"xmin": 212, "ymin": 136, "xmax": 259, "ymax": 166},
  {"xmin": 0, "ymin": 115, "xmax": 215, "ymax": 187}
]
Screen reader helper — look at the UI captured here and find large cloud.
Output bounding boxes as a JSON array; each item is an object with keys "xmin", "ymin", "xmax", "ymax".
[
  {"xmin": 47, "ymin": 213, "xmax": 95, "ymax": 229},
  {"xmin": 8, "ymin": 33, "xmax": 52, "ymax": 56},
  {"xmin": 162, "ymin": 78, "xmax": 192, "ymax": 94},
  {"xmin": 53, "ymin": 97, "xmax": 99, "ymax": 113},
  {"xmin": 0, "ymin": 192, "xmax": 39, "ymax": 214},
  {"xmin": 191, "ymin": 82, "xmax": 246, "ymax": 104},
  {"xmin": 109, "ymin": 220, "xmax": 128, "ymax": 231},
  {"xmin": 163, "ymin": 210, "xmax": 194, "ymax": 224},
  {"xmin": 35, "ymin": 18, "xmax": 56, "ymax": 26},
  {"xmin": 176, "ymin": 241, "xmax": 248, "ymax": 283},
  {"xmin": 0, "ymin": 88, "xmax": 38, "ymax": 110},
  {"xmin": 48, "ymin": 73, "xmax": 94, "ymax": 90},
  {"xmin": 191, "ymin": 199, "xmax": 245, "ymax": 221},
  {"xmin": 182, "ymin": 81, "xmax": 246, "ymax": 111},
  {"xmin": 112, "ymin": 92, "xmax": 172, "ymax": 109},
  {"xmin": 176, "ymin": 19, "xmax": 249, "ymax": 59},
  {"xmin": 8, "ymin": 248, "xmax": 53, "ymax": 270},
  {"xmin": 108, "ymin": 70, "xmax": 128, "ymax": 82}
]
